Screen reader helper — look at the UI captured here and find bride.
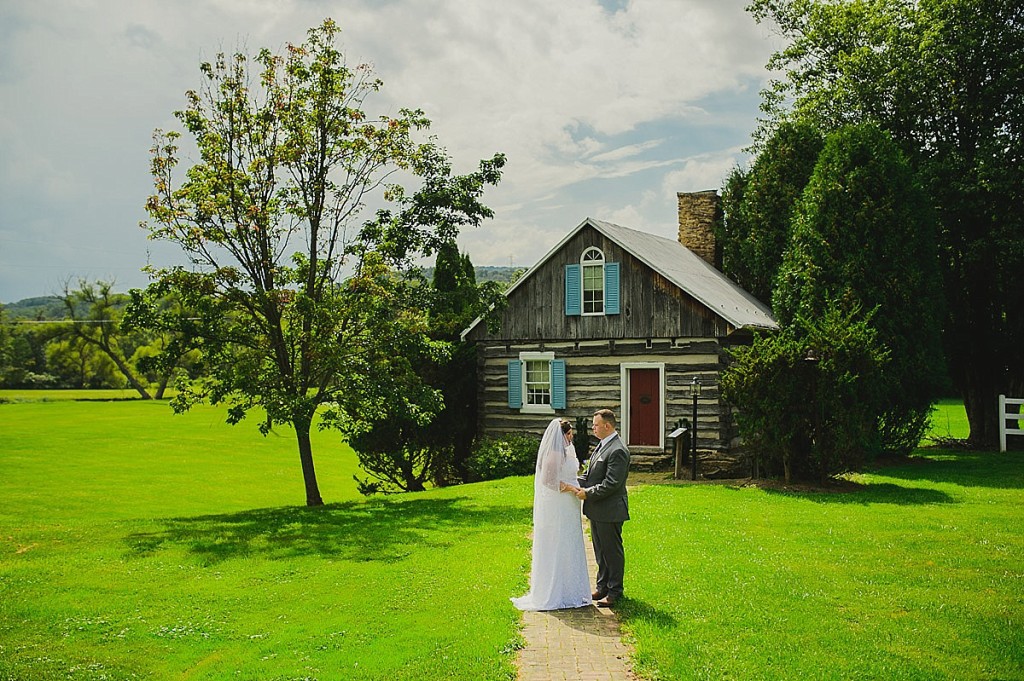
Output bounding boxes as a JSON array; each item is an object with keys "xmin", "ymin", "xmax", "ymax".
[{"xmin": 511, "ymin": 418, "xmax": 591, "ymax": 611}]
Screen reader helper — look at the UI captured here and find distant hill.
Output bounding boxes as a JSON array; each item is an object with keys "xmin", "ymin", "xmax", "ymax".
[
  {"xmin": 2, "ymin": 296, "xmax": 65, "ymax": 320},
  {"xmin": 473, "ymin": 266, "xmax": 526, "ymax": 285},
  {"xmin": 417, "ymin": 265, "xmax": 525, "ymax": 286},
  {"xmin": 1, "ymin": 267, "xmax": 526, "ymax": 318}
]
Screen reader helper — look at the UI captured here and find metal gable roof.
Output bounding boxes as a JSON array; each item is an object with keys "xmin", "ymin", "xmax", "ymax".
[
  {"xmin": 461, "ymin": 217, "xmax": 778, "ymax": 339},
  {"xmin": 587, "ymin": 219, "xmax": 778, "ymax": 331}
]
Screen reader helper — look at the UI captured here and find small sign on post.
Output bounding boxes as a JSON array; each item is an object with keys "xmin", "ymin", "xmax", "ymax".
[{"xmin": 668, "ymin": 420, "xmax": 689, "ymax": 480}]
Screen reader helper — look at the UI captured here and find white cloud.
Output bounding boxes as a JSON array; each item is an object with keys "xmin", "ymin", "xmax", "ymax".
[
  {"xmin": 661, "ymin": 148, "xmax": 749, "ymax": 196},
  {"xmin": 0, "ymin": 0, "xmax": 778, "ymax": 301}
]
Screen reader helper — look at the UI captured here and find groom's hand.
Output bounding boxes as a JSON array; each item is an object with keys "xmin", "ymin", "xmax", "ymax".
[{"xmin": 573, "ymin": 488, "xmax": 587, "ymax": 500}]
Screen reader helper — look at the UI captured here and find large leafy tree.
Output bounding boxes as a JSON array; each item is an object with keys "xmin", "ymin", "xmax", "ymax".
[
  {"xmin": 134, "ymin": 20, "xmax": 504, "ymax": 505},
  {"xmin": 749, "ymin": 0, "xmax": 1024, "ymax": 445},
  {"xmin": 774, "ymin": 123, "xmax": 946, "ymax": 454}
]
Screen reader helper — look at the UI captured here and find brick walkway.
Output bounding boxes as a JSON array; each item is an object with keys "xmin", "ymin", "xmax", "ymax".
[{"xmin": 515, "ymin": 522, "xmax": 636, "ymax": 680}]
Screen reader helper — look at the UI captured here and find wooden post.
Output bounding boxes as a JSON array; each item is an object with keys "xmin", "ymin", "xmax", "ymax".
[
  {"xmin": 1000, "ymin": 394, "xmax": 1007, "ymax": 453},
  {"xmin": 691, "ymin": 392, "xmax": 699, "ymax": 481},
  {"xmin": 670, "ymin": 418, "xmax": 688, "ymax": 480},
  {"xmin": 998, "ymin": 394, "xmax": 1024, "ymax": 452}
]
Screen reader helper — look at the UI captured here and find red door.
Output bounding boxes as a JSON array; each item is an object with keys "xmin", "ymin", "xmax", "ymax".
[{"xmin": 628, "ymin": 368, "xmax": 660, "ymax": 447}]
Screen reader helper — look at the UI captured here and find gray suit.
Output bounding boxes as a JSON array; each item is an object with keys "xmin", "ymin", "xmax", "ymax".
[{"xmin": 578, "ymin": 433, "xmax": 630, "ymax": 599}]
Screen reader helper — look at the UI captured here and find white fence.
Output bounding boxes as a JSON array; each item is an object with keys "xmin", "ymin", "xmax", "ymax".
[{"xmin": 999, "ymin": 394, "xmax": 1024, "ymax": 452}]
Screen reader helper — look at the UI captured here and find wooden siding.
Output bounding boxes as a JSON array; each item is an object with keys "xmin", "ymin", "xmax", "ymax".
[
  {"xmin": 477, "ymin": 338, "xmax": 731, "ymax": 451},
  {"xmin": 465, "ymin": 224, "xmax": 736, "ymax": 343}
]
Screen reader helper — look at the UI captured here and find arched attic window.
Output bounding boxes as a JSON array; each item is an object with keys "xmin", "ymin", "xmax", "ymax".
[
  {"xmin": 581, "ymin": 247, "xmax": 605, "ymax": 315},
  {"xmin": 565, "ymin": 247, "xmax": 620, "ymax": 316}
]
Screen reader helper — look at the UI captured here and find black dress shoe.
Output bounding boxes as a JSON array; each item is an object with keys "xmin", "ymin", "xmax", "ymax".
[
  {"xmin": 592, "ymin": 590, "xmax": 607, "ymax": 600},
  {"xmin": 595, "ymin": 595, "xmax": 619, "ymax": 607}
]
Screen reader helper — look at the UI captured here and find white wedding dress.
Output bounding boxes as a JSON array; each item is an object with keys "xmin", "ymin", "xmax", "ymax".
[{"xmin": 512, "ymin": 419, "xmax": 592, "ymax": 611}]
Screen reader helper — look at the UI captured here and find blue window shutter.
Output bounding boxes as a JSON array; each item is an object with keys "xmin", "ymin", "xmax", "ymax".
[
  {"xmin": 565, "ymin": 264, "xmax": 581, "ymax": 316},
  {"xmin": 507, "ymin": 360, "xmax": 522, "ymax": 409},
  {"xmin": 605, "ymin": 262, "xmax": 620, "ymax": 315},
  {"xmin": 551, "ymin": 360, "xmax": 566, "ymax": 409}
]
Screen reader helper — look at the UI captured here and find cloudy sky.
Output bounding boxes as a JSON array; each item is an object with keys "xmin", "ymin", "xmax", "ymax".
[{"xmin": 0, "ymin": 0, "xmax": 782, "ymax": 303}]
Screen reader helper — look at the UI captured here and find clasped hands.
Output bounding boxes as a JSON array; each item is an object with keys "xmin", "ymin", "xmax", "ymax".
[{"xmin": 558, "ymin": 481, "xmax": 587, "ymax": 499}]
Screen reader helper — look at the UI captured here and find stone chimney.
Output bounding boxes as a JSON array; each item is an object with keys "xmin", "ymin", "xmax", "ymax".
[{"xmin": 677, "ymin": 190, "xmax": 722, "ymax": 268}]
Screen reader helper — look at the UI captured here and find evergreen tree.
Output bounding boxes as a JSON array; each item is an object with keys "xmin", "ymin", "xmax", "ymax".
[
  {"xmin": 774, "ymin": 123, "xmax": 946, "ymax": 454},
  {"xmin": 740, "ymin": 121, "xmax": 824, "ymax": 304},
  {"xmin": 749, "ymin": 0, "xmax": 1024, "ymax": 445}
]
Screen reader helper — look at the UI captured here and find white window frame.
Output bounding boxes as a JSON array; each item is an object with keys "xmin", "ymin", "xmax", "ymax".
[
  {"xmin": 520, "ymin": 351, "xmax": 556, "ymax": 414},
  {"xmin": 581, "ymin": 247, "xmax": 605, "ymax": 316}
]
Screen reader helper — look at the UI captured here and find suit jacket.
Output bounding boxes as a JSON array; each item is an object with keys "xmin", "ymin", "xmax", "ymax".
[{"xmin": 578, "ymin": 433, "xmax": 630, "ymax": 523}]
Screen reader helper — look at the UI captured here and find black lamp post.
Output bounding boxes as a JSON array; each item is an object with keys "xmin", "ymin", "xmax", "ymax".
[
  {"xmin": 803, "ymin": 348, "xmax": 821, "ymax": 481},
  {"xmin": 690, "ymin": 376, "xmax": 701, "ymax": 481}
]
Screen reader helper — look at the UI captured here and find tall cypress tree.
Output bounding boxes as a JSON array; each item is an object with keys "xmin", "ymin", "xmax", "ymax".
[{"xmin": 774, "ymin": 123, "xmax": 946, "ymax": 454}]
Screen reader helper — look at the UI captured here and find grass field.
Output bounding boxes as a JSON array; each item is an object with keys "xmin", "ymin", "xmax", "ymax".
[
  {"xmin": 2, "ymin": 393, "xmax": 1021, "ymax": 680},
  {"xmin": 0, "ymin": 399, "xmax": 531, "ymax": 679},
  {"xmin": 928, "ymin": 397, "xmax": 971, "ymax": 441}
]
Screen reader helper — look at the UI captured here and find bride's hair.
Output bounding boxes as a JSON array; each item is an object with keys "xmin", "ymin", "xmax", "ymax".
[{"xmin": 560, "ymin": 419, "xmax": 572, "ymax": 434}]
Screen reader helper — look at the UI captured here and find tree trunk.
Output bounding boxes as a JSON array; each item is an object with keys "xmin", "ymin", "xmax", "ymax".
[
  {"xmin": 401, "ymin": 460, "xmax": 425, "ymax": 492},
  {"xmin": 294, "ymin": 417, "xmax": 324, "ymax": 506},
  {"xmin": 964, "ymin": 381, "xmax": 999, "ymax": 448},
  {"xmin": 103, "ymin": 351, "xmax": 152, "ymax": 400},
  {"xmin": 154, "ymin": 373, "xmax": 170, "ymax": 400}
]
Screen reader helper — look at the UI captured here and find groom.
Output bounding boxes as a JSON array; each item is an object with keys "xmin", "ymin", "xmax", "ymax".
[{"xmin": 574, "ymin": 408, "xmax": 630, "ymax": 607}]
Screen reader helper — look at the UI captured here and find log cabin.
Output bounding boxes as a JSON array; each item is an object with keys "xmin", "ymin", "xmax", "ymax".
[{"xmin": 461, "ymin": 191, "xmax": 778, "ymax": 473}]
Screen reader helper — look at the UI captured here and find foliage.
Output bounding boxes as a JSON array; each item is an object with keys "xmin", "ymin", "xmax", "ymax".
[
  {"xmin": 424, "ymin": 245, "xmax": 508, "ymax": 486},
  {"xmin": 1, "ymin": 296, "xmax": 65, "ymax": 320},
  {"xmin": 44, "ymin": 336, "xmax": 121, "ymax": 389},
  {"xmin": 0, "ymin": 307, "xmax": 60, "ymax": 388},
  {"xmin": 55, "ymin": 280, "xmax": 159, "ymax": 398},
  {"xmin": 464, "ymin": 434, "xmax": 540, "ymax": 482},
  {"xmin": 747, "ymin": 0, "xmax": 1024, "ymax": 445},
  {"xmin": 0, "ymin": 306, "xmax": 13, "ymax": 383},
  {"xmin": 774, "ymin": 123, "xmax": 946, "ymax": 454},
  {"xmin": 720, "ymin": 121, "xmax": 823, "ymax": 304},
  {"xmin": 722, "ymin": 303, "xmax": 888, "ymax": 482},
  {"xmin": 345, "ymin": 243, "xmax": 505, "ymax": 494},
  {"xmin": 717, "ymin": 166, "xmax": 750, "ymax": 292},
  {"xmin": 132, "ymin": 19, "xmax": 504, "ymax": 505}
]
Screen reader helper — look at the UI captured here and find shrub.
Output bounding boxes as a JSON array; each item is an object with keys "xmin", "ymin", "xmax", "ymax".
[
  {"xmin": 722, "ymin": 303, "xmax": 888, "ymax": 482},
  {"xmin": 465, "ymin": 434, "xmax": 539, "ymax": 482}
]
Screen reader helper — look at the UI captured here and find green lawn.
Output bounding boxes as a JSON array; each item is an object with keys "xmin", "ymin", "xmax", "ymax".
[
  {"xmin": 620, "ymin": 450, "xmax": 1024, "ymax": 679},
  {"xmin": 0, "ymin": 399, "xmax": 531, "ymax": 679},
  {"xmin": 929, "ymin": 397, "xmax": 970, "ymax": 440},
  {"xmin": 0, "ymin": 388, "xmax": 155, "ymax": 402},
  {"xmin": 1, "ymin": 395, "xmax": 1021, "ymax": 680}
]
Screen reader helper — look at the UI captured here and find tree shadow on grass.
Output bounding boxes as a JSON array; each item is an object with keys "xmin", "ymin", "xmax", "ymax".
[
  {"xmin": 124, "ymin": 496, "xmax": 529, "ymax": 565},
  {"xmin": 871, "ymin": 448, "xmax": 1024, "ymax": 490},
  {"xmin": 758, "ymin": 481, "xmax": 956, "ymax": 505}
]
